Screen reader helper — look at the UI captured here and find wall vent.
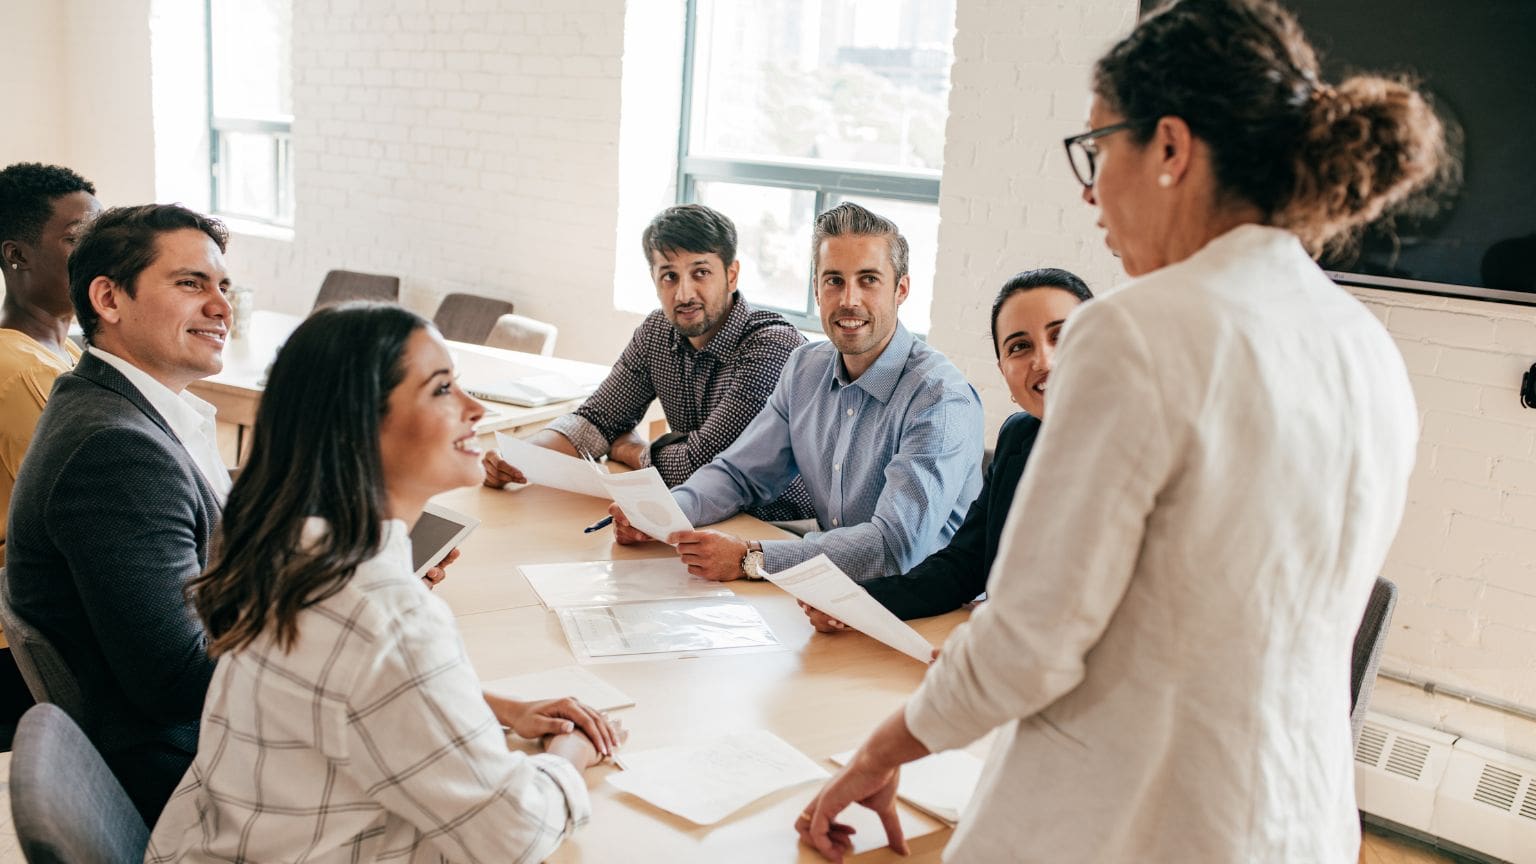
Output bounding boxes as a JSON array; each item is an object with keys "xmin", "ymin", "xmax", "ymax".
[
  {"xmin": 1472, "ymin": 763, "xmax": 1522, "ymax": 811},
  {"xmin": 1357, "ymin": 723, "xmax": 1388, "ymax": 766},
  {"xmin": 1386, "ymin": 736, "xmax": 1432, "ymax": 780}
]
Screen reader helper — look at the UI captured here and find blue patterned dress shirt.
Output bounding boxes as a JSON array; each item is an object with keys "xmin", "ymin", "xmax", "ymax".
[{"xmin": 672, "ymin": 323, "xmax": 985, "ymax": 580}]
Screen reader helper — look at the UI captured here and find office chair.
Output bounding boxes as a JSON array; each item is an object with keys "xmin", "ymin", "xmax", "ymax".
[
  {"xmin": 433, "ymin": 293, "xmax": 515, "ymax": 344},
  {"xmin": 11, "ymin": 703, "xmax": 150, "ymax": 863},
  {"xmin": 312, "ymin": 269, "xmax": 400, "ymax": 310},
  {"xmin": 1350, "ymin": 576, "xmax": 1397, "ymax": 747}
]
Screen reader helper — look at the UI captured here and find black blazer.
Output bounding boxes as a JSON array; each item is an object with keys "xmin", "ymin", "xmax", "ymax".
[
  {"xmin": 863, "ymin": 411, "xmax": 1040, "ymax": 620},
  {"xmin": 5, "ymin": 353, "xmax": 217, "ymax": 795}
]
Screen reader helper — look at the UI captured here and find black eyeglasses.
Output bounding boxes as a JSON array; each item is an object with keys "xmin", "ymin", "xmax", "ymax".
[{"xmin": 1062, "ymin": 122, "xmax": 1132, "ymax": 189}]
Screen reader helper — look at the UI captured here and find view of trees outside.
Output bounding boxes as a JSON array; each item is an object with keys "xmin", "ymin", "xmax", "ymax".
[{"xmin": 688, "ymin": 0, "xmax": 955, "ymax": 330}]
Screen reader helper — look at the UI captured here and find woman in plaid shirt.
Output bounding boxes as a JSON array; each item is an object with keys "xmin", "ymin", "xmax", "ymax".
[{"xmin": 149, "ymin": 303, "xmax": 623, "ymax": 863}]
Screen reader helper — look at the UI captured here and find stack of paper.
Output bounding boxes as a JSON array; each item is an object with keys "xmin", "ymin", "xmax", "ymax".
[
  {"xmin": 482, "ymin": 665, "xmax": 636, "ymax": 712},
  {"xmin": 765, "ymin": 554, "xmax": 936, "ymax": 663},
  {"xmin": 830, "ymin": 749, "xmax": 984, "ymax": 825},
  {"xmin": 609, "ymin": 730, "xmax": 828, "ymax": 824},
  {"xmin": 493, "ymin": 431, "xmax": 695, "ymax": 543}
]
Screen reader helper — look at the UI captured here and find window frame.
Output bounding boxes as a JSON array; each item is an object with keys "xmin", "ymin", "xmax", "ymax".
[
  {"xmin": 674, "ymin": 0, "xmax": 944, "ymax": 333},
  {"xmin": 205, "ymin": 0, "xmax": 295, "ymax": 228}
]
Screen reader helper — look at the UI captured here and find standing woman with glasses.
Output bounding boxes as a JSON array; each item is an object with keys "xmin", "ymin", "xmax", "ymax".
[{"xmin": 798, "ymin": 0, "xmax": 1449, "ymax": 861}]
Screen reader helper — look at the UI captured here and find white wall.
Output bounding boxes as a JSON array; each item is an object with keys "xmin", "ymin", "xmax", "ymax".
[
  {"xmin": 219, "ymin": 0, "xmax": 643, "ymax": 364},
  {"xmin": 0, "ymin": 0, "xmax": 155, "ymax": 205},
  {"xmin": 0, "ymin": 1, "xmax": 67, "ymax": 169}
]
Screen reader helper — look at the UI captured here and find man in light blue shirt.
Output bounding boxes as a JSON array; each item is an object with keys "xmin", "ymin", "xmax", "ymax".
[{"xmin": 610, "ymin": 202, "xmax": 984, "ymax": 581}]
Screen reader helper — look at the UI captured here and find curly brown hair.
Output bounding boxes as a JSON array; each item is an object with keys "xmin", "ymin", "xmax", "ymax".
[{"xmin": 1094, "ymin": 0, "xmax": 1452, "ymax": 256}]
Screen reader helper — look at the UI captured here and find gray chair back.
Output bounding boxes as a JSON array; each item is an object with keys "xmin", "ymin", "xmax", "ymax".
[
  {"xmin": 0, "ymin": 569, "xmax": 85, "ymax": 723},
  {"xmin": 312, "ymin": 269, "xmax": 400, "ymax": 310},
  {"xmin": 485, "ymin": 313, "xmax": 559, "ymax": 356},
  {"xmin": 433, "ymin": 293, "xmax": 515, "ymax": 344},
  {"xmin": 1350, "ymin": 576, "xmax": 1397, "ymax": 747},
  {"xmin": 11, "ymin": 703, "xmax": 149, "ymax": 864}
]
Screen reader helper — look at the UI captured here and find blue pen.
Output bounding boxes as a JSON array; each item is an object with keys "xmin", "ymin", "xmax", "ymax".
[{"xmin": 583, "ymin": 515, "xmax": 614, "ymax": 534}]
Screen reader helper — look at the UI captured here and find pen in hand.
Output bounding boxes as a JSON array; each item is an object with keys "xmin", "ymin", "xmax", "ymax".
[{"xmin": 583, "ymin": 515, "xmax": 614, "ymax": 534}]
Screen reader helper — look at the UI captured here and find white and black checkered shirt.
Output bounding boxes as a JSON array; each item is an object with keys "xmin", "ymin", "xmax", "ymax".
[
  {"xmin": 545, "ymin": 292, "xmax": 815, "ymax": 522},
  {"xmin": 146, "ymin": 520, "xmax": 590, "ymax": 863}
]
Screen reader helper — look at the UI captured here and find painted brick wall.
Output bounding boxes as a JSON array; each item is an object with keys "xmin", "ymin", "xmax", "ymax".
[
  {"xmin": 927, "ymin": 0, "xmax": 1536, "ymax": 753},
  {"xmin": 227, "ymin": 0, "xmax": 643, "ymax": 363}
]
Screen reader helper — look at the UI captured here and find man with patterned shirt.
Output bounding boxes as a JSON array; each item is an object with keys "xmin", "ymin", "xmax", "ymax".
[
  {"xmin": 482, "ymin": 204, "xmax": 815, "ymax": 521},
  {"xmin": 609, "ymin": 203, "xmax": 985, "ymax": 583}
]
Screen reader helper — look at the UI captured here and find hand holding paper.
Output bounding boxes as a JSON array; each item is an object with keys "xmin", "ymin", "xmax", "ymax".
[
  {"xmin": 766, "ymin": 555, "xmax": 935, "ymax": 664},
  {"xmin": 492, "ymin": 431, "xmax": 609, "ymax": 498},
  {"xmin": 601, "ymin": 467, "xmax": 694, "ymax": 543}
]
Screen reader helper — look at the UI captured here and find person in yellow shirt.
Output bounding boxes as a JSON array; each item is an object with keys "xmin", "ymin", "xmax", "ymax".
[
  {"xmin": 1, "ymin": 163, "xmax": 100, "ymax": 565},
  {"xmin": 0, "ymin": 162, "xmax": 99, "ymax": 735}
]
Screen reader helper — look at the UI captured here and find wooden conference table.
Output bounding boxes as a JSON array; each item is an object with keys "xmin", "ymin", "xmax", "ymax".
[
  {"xmin": 192, "ymin": 310, "xmax": 615, "ymax": 461},
  {"xmin": 427, "ymin": 474, "xmax": 973, "ymax": 863}
]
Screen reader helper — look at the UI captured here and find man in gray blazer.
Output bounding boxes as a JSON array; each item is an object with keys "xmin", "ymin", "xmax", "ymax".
[{"xmin": 5, "ymin": 203, "xmax": 232, "ymax": 823}]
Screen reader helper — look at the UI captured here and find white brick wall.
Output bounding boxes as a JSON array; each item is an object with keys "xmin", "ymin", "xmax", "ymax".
[
  {"xmin": 929, "ymin": 0, "xmax": 1536, "ymax": 753},
  {"xmin": 227, "ymin": 0, "xmax": 642, "ymax": 364}
]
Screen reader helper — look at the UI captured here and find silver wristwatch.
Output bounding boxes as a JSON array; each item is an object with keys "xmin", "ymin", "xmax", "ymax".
[{"xmin": 740, "ymin": 540, "xmax": 768, "ymax": 580}]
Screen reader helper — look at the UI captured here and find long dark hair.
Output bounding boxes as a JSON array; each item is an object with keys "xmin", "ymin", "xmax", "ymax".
[
  {"xmin": 191, "ymin": 303, "xmax": 427, "ymax": 656},
  {"xmin": 989, "ymin": 268, "xmax": 1093, "ymax": 357}
]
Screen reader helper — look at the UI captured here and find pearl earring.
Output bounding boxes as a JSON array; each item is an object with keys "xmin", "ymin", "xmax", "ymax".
[{"xmin": 1157, "ymin": 173, "xmax": 1174, "ymax": 188}]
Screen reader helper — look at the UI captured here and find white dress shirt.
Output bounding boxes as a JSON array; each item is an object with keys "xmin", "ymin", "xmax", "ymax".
[
  {"xmin": 87, "ymin": 346, "xmax": 232, "ymax": 502},
  {"xmin": 906, "ymin": 225, "xmax": 1417, "ymax": 862},
  {"xmin": 146, "ymin": 519, "xmax": 591, "ymax": 863}
]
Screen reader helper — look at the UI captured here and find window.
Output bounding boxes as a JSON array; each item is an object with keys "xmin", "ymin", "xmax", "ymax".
[
  {"xmin": 678, "ymin": 0, "xmax": 956, "ymax": 334},
  {"xmin": 207, "ymin": 0, "xmax": 294, "ymax": 227}
]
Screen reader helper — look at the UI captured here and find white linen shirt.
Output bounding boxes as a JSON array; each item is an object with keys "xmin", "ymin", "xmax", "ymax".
[
  {"xmin": 906, "ymin": 225, "xmax": 1417, "ymax": 863},
  {"xmin": 87, "ymin": 346, "xmax": 232, "ymax": 502},
  {"xmin": 145, "ymin": 519, "xmax": 591, "ymax": 863}
]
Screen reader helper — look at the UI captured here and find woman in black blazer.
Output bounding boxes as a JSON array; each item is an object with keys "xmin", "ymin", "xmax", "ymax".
[{"xmin": 802, "ymin": 268, "xmax": 1093, "ymax": 627}]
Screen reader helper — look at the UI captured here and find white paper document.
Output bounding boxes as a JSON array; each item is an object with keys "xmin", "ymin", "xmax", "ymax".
[
  {"xmin": 599, "ymin": 467, "xmax": 694, "ymax": 542},
  {"xmin": 830, "ymin": 748, "xmax": 983, "ymax": 824},
  {"xmin": 556, "ymin": 597, "xmax": 779, "ymax": 662},
  {"xmin": 494, "ymin": 431, "xmax": 610, "ymax": 498},
  {"xmin": 765, "ymin": 554, "xmax": 935, "ymax": 663},
  {"xmin": 481, "ymin": 665, "xmax": 636, "ymax": 712},
  {"xmin": 609, "ymin": 730, "xmax": 829, "ymax": 825},
  {"xmin": 519, "ymin": 559, "xmax": 732, "ymax": 610}
]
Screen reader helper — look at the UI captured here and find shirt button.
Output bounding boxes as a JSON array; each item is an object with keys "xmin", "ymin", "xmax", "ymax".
[
  {"xmin": 846, "ymin": 408, "xmax": 854, "ymax": 416},
  {"xmin": 833, "ymin": 464, "xmax": 840, "ymax": 471},
  {"xmin": 832, "ymin": 518, "xmax": 840, "ymax": 526}
]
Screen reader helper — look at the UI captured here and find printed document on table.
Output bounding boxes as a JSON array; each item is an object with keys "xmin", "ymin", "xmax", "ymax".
[
  {"xmin": 494, "ymin": 431, "xmax": 609, "ymax": 498},
  {"xmin": 599, "ymin": 467, "xmax": 694, "ymax": 542},
  {"xmin": 482, "ymin": 665, "xmax": 636, "ymax": 712},
  {"xmin": 519, "ymin": 559, "xmax": 732, "ymax": 610},
  {"xmin": 608, "ymin": 730, "xmax": 828, "ymax": 825},
  {"xmin": 556, "ymin": 597, "xmax": 778, "ymax": 663},
  {"xmin": 765, "ymin": 554, "xmax": 935, "ymax": 663},
  {"xmin": 830, "ymin": 748, "xmax": 984, "ymax": 825}
]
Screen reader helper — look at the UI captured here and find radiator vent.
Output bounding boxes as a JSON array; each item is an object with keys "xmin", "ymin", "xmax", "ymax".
[
  {"xmin": 1521, "ymin": 786, "xmax": 1536, "ymax": 822},
  {"xmin": 1385, "ymin": 736, "xmax": 1432, "ymax": 781},
  {"xmin": 1472, "ymin": 764, "xmax": 1522, "ymax": 811},
  {"xmin": 1357, "ymin": 724, "xmax": 1388, "ymax": 766}
]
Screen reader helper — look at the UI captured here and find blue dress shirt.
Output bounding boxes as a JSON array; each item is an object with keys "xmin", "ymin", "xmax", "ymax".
[{"xmin": 672, "ymin": 324, "xmax": 984, "ymax": 580}]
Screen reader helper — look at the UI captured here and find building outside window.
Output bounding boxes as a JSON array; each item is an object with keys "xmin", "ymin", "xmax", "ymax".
[
  {"xmin": 207, "ymin": 0, "xmax": 294, "ymax": 227},
  {"xmin": 679, "ymin": 0, "xmax": 956, "ymax": 333}
]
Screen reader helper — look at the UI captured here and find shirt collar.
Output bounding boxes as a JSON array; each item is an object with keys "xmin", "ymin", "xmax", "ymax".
[
  {"xmin": 670, "ymin": 291, "xmax": 751, "ymax": 358},
  {"xmin": 86, "ymin": 346, "xmax": 216, "ymax": 443},
  {"xmin": 828, "ymin": 322, "xmax": 914, "ymax": 404}
]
